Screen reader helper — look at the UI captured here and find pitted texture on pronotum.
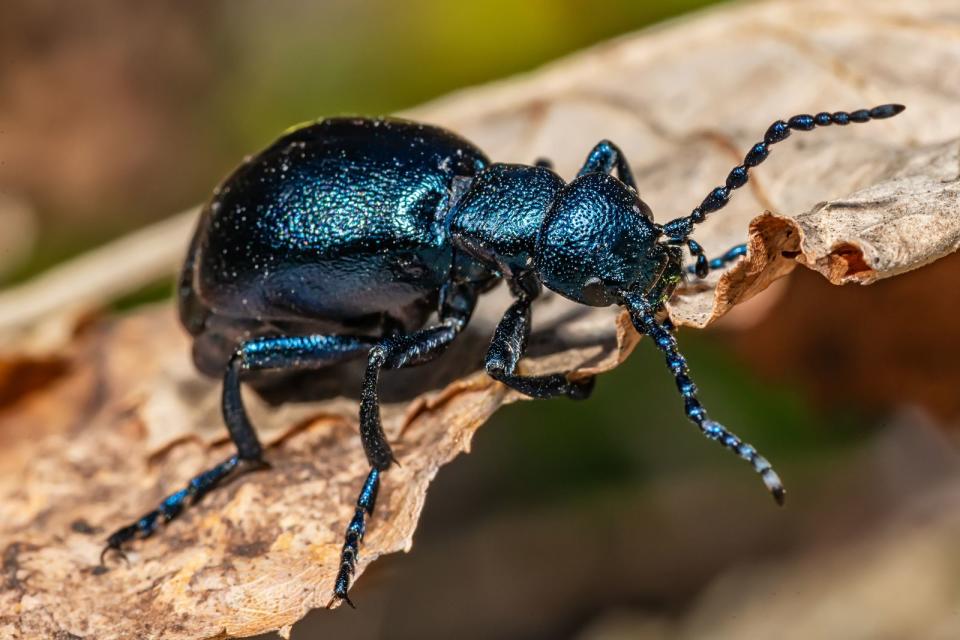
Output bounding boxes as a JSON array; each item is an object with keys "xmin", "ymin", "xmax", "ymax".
[{"xmin": 103, "ymin": 106, "xmax": 905, "ymax": 604}]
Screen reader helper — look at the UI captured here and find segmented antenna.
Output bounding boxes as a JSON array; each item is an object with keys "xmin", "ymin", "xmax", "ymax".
[{"xmin": 662, "ymin": 104, "xmax": 905, "ymax": 278}]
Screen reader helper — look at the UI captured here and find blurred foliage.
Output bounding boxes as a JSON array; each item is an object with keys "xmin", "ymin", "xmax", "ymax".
[
  {"xmin": 1, "ymin": 0, "xmax": 723, "ymax": 286},
  {"xmin": 462, "ymin": 329, "xmax": 869, "ymax": 516},
  {"xmin": 214, "ymin": 1, "xmax": 723, "ymax": 149}
]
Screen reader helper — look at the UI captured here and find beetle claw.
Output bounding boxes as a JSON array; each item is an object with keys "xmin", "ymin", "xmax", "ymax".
[
  {"xmin": 99, "ymin": 544, "xmax": 129, "ymax": 567},
  {"xmin": 326, "ymin": 594, "xmax": 356, "ymax": 610}
]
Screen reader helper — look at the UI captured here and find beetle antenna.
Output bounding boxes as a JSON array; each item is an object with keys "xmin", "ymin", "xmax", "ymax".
[{"xmin": 661, "ymin": 104, "xmax": 905, "ymax": 278}]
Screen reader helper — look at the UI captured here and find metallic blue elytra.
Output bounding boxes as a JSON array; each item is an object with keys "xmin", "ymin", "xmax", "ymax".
[
  {"xmin": 103, "ymin": 105, "xmax": 906, "ymax": 606},
  {"xmin": 181, "ymin": 118, "xmax": 491, "ymax": 375}
]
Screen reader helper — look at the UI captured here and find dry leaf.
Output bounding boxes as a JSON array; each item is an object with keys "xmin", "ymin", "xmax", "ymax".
[{"xmin": 2, "ymin": 0, "xmax": 960, "ymax": 638}]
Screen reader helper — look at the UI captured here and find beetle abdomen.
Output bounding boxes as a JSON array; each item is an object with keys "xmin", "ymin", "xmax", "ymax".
[{"xmin": 187, "ymin": 117, "xmax": 489, "ymax": 322}]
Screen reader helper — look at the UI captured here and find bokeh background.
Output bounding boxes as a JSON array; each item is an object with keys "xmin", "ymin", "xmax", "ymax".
[{"xmin": 3, "ymin": 2, "xmax": 960, "ymax": 638}]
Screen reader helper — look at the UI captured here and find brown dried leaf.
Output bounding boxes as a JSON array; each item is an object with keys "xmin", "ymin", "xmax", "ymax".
[
  {"xmin": 0, "ymin": 298, "xmax": 632, "ymax": 640},
  {"xmin": 3, "ymin": 0, "xmax": 960, "ymax": 638}
]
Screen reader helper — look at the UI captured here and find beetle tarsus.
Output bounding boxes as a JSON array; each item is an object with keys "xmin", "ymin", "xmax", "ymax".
[
  {"xmin": 331, "ymin": 468, "xmax": 380, "ymax": 606},
  {"xmin": 99, "ymin": 543, "xmax": 129, "ymax": 567}
]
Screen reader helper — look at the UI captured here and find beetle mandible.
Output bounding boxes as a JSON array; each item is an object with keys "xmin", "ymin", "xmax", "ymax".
[{"xmin": 102, "ymin": 104, "xmax": 905, "ymax": 606}]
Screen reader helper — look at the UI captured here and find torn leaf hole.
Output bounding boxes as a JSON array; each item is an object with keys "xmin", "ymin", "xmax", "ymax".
[
  {"xmin": 0, "ymin": 358, "xmax": 71, "ymax": 412},
  {"xmin": 829, "ymin": 242, "xmax": 874, "ymax": 281}
]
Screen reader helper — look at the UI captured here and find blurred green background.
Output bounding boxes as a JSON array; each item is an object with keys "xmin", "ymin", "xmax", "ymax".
[
  {"xmin": 3, "ymin": 2, "xmax": 958, "ymax": 639},
  {"xmin": 0, "ymin": 0, "xmax": 718, "ymax": 285}
]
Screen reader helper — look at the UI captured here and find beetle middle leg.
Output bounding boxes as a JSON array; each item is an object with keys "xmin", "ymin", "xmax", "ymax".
[
  {"xmin": 331, "ymin": 281, "xmax": 478, "ymax": 607},
  {"xmin": 484, "ymin": 282, "xmax": 595, "ymax": 400},
  {"xmin": 101, "ymin": 334, "xmax": 375, "ymax": 563},
  {"xmin": 577, "ymin": 139, "xmax": 638, "ymax": 192}
]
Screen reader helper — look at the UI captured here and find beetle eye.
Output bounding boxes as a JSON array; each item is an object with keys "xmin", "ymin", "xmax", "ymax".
[
  {"xmin": 581, "ymin": 277, "xmax": 613, "ymax": 306},
  {"xmin": 635, "ymin": 199, "xmax": 654, "ymax": 222}
]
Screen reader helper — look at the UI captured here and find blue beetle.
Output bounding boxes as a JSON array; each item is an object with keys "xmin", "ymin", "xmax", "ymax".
[{"xmin": 103, "ymin": 105, "xmax": 905, "ymax": 606}]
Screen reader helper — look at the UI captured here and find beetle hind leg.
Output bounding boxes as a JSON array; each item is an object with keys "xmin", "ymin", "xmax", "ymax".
[{"xmin": 101, "ymin": 334, "xmax": 374, "ymax": 564}]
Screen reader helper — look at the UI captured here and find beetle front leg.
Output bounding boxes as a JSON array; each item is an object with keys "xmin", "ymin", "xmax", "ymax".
[
  {"xmin": 578, "ymin": 139, "xmax": 638, "ymax": 192},
  {"xmin": 101, "ymin": 334, "xmax": 374, "ymax": 563},
  {"xmin": 685, "ymin": 242, "xmax": 748, "ymax": 277},
  {"xmin": 332, "ymin": 282, "xmax": 477, "ymax": 607},
  {"xmin": 621, "ymin": 290, "xmax": 785, "ymax": 504},
  {"xmin": 484, "ymin": 293, "xmax": 595, "ymax": 400}
]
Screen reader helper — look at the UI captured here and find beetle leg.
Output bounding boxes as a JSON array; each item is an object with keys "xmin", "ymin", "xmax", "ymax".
[
  {"xmin": 331, "ymin": 282, "xmax": 478, "ymax": 607},
  {"xmin": 101, "ymin": 334, "xmax": 374, "ymax": 563},
  {"xmin": 484, "ymin": 292, "xmax": 595, "ymax": 400},
  {"xmin": 621, "ymin": 290, "xmax": 785, "ymax": 505},
  {"xmin": 534, "ymin": 157, "xmax": 554, "ymax": 169},
  {"xmin": 684, "ymin": 242, "xmax": 748, "ymax": 278},
  {"xmin": 577, "ymin": 139, "xmax": 638, "ymax": 192}
]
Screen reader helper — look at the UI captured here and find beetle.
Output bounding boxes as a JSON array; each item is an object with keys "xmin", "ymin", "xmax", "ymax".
[{"xmin": 102, "ymin": 103, "xmax": 905, "ymax": 606}]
